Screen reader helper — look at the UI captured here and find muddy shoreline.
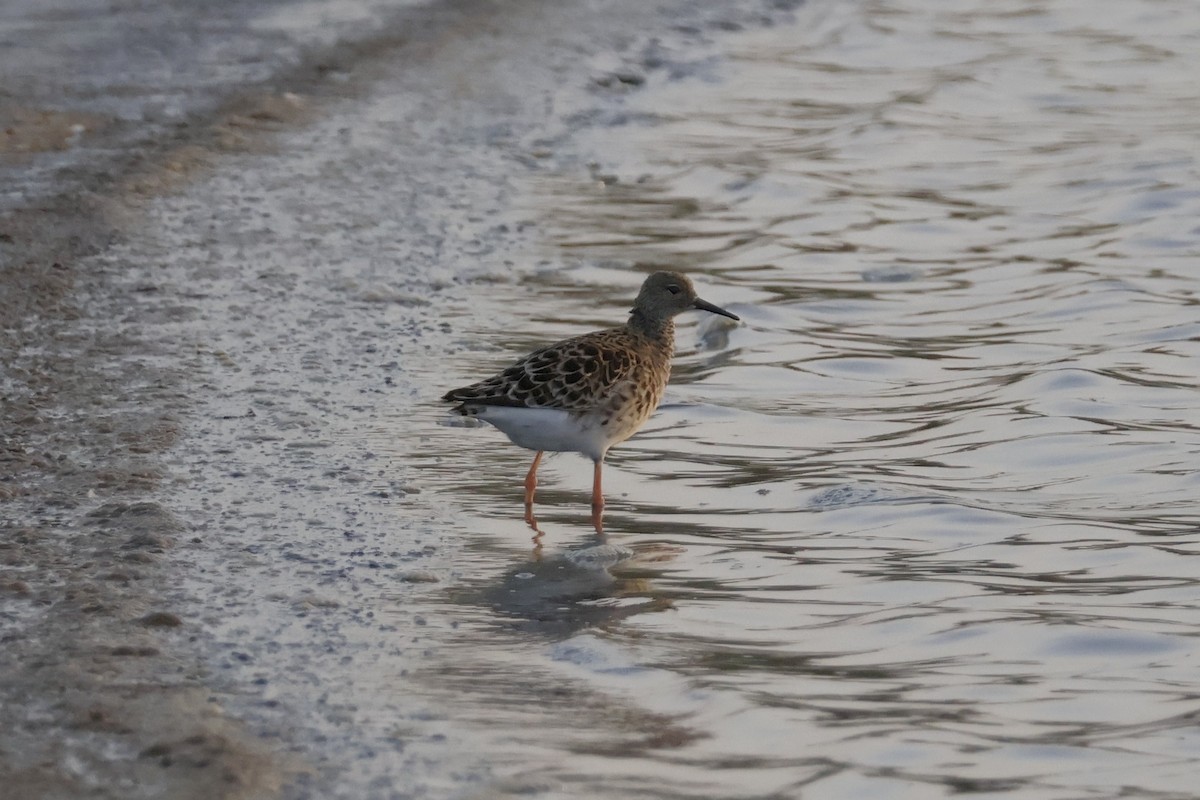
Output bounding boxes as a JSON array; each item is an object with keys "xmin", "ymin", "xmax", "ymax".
[
  {"xmin": 2, "ymin": 3, "xmax": 522, "ymax": 795},
  {"xmin": 4, "ymin": 7, "xmax": 440, "ymax": 796},
  {"xmin": 1, "ymin": 1, "xmax": 800, "ymax": 796}
]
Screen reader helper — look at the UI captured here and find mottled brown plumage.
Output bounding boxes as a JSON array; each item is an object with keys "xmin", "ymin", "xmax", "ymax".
[
  {"xmin": 442, "ymin": 271, "xmax": 739, "ymax": 529},
  {"xmin": 442, "ymin": 327, "xmax": 648, "ymax": 414}
]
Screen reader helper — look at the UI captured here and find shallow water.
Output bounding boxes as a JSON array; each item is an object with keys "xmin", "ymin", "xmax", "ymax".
[{"xmin": 408, "ymin": 0, "xmax": 1200, "ymax": 797}]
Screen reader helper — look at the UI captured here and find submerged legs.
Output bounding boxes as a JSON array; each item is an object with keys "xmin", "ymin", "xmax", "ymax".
[{"xmin": 520, "ymin": 451, "xmax": 605, "ymax": 533}]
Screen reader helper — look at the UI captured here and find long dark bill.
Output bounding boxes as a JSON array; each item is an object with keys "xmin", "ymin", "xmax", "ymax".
[{"xmin": 694, "ymin": 297, "xmax": 740, "ymax": 321}]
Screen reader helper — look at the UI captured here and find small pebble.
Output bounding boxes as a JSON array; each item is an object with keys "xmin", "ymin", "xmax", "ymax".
[
  {"xmin": 110, "ymin": 645, "xmax": 160, "ymax": 657},
  {"xmin": 138, "ymin": 611, "xmax": 183, "ymax": 627},
  {"xmin": 398, "ymin": 570, "xmax": 439, "ymax": 584}
]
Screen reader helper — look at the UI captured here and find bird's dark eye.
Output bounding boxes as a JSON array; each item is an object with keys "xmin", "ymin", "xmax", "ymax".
[{"xmin": 666, "ymin": 284, "xmax": 681, "ymax": 295}]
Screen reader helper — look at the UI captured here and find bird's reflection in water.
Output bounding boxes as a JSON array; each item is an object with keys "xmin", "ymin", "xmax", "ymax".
[{"xmin": 478, "ymin": 522, "xmax": 677, "ymax": 636}]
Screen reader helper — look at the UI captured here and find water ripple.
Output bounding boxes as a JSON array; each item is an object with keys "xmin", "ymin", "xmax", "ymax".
[{"xmin": 412, "ymin": 1, "xmax": 1200, "ymax": 796}]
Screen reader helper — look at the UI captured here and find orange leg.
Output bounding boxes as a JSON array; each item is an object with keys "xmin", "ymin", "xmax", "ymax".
[
  {"xmin": 524, "ymin": 501, "xmax": 542, "ymax": 533},
  {"xmin": 524, "ymin": 451, "xmax": 544, "ymax": 509},
  {"xmin": 590, "ymin": 459, "xmax": 604, "ymax": 533}
]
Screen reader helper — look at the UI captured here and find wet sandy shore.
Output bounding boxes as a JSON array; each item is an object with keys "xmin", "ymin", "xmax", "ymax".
[{"xmin": 1, "ymin": 1, "xmax": 800, "ymax": 796}]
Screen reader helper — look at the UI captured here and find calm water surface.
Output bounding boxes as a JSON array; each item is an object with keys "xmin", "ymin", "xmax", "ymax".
[{"xmin": 407, "ymin": 1, "xmax": 1200, "ymax": 797}]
